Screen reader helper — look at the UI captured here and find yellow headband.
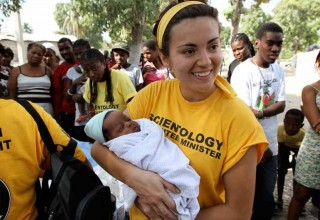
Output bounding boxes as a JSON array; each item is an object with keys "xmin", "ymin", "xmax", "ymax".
[{"xmin": 157, "ymin": 1, "xmax": 205, "ymax": 49}]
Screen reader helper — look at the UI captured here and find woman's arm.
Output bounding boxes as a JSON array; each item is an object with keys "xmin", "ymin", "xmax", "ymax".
[
  {"xmin": 7, "ymin": 67, "xmax": 19, "ymax": 99},
  {"xmin": 302, "ymin": 84, "xmax": 320, "ymax": 132},
  {"xmin": 65, "ymin": 77, "xmax": 74, "ymax": 101},
  {"xmin": 195, "ymin": 146, "xmax": 257, "ymax": 220},
  {"xmin": 91, "ymin": 141, "xmax": 179, "ymax": 220}
]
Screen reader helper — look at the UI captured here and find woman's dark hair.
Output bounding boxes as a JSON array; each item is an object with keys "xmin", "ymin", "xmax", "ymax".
[
  {"xmin": 73, "ymin": 39, "xmax": 91, "ymax": 50},
  {"xmin": 27, "ymin": 42, "xmax": 46, "ymax": 54},
  {"xmin": 3, "ymin": 47, "xmax": 14, "ymax": 58},
  {"xmin": 0, "ymin": 43, "xmax": 4, "ymax": 56},
  {"xmin": 80, "ymin": 48, "xmax": 114, "ymax": 105},
  {"xmin": 315, "ymin": 50, "xmax": 320, "ymax": 70},
  {"xmin": 231, "ymin": 33, "xmax": 255, "ymax": 56},
  {"xmin": 143, "ymin": 39, "xmax": 157, "ymax": 51},
  {"xmin": 256, "ymin": 22, "xmax": 283, "ymax": 39},
  {"xmin": 153, "ymin": 0, "xmax": 219, "ymax": 56}
]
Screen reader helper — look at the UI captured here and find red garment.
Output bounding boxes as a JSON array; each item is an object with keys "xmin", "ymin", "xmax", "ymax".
[
  {"xmin": 107, "ymin": 60, "xmax": 116, "ymax": 69},
  {"xmin": 53, "ymin": 61, "xmax": 79, "ymax": 115}
]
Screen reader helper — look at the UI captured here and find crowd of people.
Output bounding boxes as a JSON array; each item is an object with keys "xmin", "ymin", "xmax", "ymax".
[{"xmin": 0, "ymin": 0, "xmax": 319, "ymax": 219}]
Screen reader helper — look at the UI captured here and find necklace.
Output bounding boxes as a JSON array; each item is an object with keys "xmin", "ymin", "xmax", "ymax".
[{"xmin": 252, "ymin": 57, "xmax": 274, "ymax": 87}]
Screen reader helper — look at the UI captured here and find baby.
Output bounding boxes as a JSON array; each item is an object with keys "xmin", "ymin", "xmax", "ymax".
[{"xmin": 84, "ymin": 109, "xmax": 200, "ymax": 220}]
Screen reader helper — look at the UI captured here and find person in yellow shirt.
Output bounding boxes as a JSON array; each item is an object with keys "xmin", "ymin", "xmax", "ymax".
[
  {"xmin": 276, "ymin": 109, "xmax": 305, "ymax": 211},
  {"xmin": 81, "ymin": 48, "xmax": 137, "ymax": 114},
  {"xmin": 90, "ymin": 1, "xmax": 268, "ymax": 220},
  {"xmin": 0, "ymin": 98, "xmax": 90, "ymax": 219}
]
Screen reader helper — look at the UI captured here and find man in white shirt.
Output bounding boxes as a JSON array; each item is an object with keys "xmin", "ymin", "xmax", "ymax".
[{"xmin": 231, "ymin": 22, "xmax": 286, "ymax": 220}]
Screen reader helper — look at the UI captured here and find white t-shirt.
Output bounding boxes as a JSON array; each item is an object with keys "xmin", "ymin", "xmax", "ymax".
[
  {"xmin": 66, "ymin": 66, "xmax": 88, "ymax": 126},
  {"xmin": 122, "ymin": 64, "xmax": 143, "ymax": 87},
  {"xmin": 231, "ymin": 58, "xmax": 286, "ymax": 155}
]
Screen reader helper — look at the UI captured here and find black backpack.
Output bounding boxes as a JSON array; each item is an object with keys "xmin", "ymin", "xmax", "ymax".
[{"xmin": 17, "ymin": 100, "xmax": 116, "ymax": 220}]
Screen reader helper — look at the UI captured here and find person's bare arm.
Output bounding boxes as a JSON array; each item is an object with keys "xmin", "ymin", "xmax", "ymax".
[
  {"xmin": 251, "ymin": 101, "xmax": 285, "ymax": 118},
  {"xmin": 91, "ymin": 142, "xmax": 179, "ymax": 219},
  {"xmin": 302, "ymin": 84, "xmax": 320, "ymax": 132},
  {"xmin": 65, "ymin": 77, "xmax": 74, "ymax": 101},
  {"xmin": 195, "ymin": 146, "xmax": 257, "ymax": 220},
  {"xmin": 250, "ymin": 101, "xmax": 284, "ymax": 162},
  {"xmin": 7, "ymin": 67, "xmax": 20, "ymax": 99}
]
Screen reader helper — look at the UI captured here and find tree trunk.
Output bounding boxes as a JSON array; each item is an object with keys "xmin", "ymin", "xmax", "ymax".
[
  {"xmin": 129, "ymin": 2, "xmax": 144, "ymax": 65},
  {"xmin": 130, "ymin": 23, "xmax": 143, "ymax": 66},
  {"xmin": 229, "ymin": 0, "xmax": 243, "ymax": 42}
]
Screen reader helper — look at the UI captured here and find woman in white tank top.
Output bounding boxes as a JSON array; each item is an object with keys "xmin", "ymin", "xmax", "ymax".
[{"xmin": 7, "ymin": 42, "xmax": 54, "ymax": 115}]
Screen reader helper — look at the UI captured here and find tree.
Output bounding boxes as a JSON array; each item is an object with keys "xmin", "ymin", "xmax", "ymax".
[
  {"xmin": 225, "ymin": 0, "xmax": 244, "ymax": 39},
  {"xmin": 220, "ymin": 25, "xmax": 231, "ymax": 47},
  {"xmin": 224, "ymin": 0, "xmax": 270, "ymax": 41},
  {"xmin": 0, "ymin": 0, "xmax": 23, "ymax": 30},
  {"xmin": 0, "ymin": 0, "xmax": 22, "ymax": 17},
  {"xmin": 23, "ymin": 22, "xmax": 33, "ymax": 34},
  {"xmin": 75, "ymin": 0, "xmax": 169, "ymax": 64},
  {"xmin": 239, "ymin": 6, "xmax": 271, "ymax": 42},
  {"xmin": 273, "ymin": 0, "xmax": 320, "ymax": 57},
  {"xmin": 54, "ymin": 0, "xmax": 103, "ymax": 48}
]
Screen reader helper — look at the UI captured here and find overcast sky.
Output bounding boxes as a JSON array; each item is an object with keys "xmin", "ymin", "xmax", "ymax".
[{"xmin": 2, "ymin": 0, "xmax": 280, "ymax": 36}]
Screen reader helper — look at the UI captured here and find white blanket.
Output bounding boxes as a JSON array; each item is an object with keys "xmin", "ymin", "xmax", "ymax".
[{"xmin": 105, "ymin": 119, "xmax": 200, "ymax": 220}]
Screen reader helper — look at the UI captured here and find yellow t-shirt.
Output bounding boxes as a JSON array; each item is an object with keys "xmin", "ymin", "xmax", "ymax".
[
  {"xmin": 127, "ymin": 75, "xmax": 268, "ymax": 219},
  {"xmin": 0, "ymin": 99, "xmax": 87, "ymax": 220},
  {"xmin": 277, "ymin": 124, "xmax": 305, "ymax": 148},
  {"xmin": 83, "ymin": 69, "xmax": 137, "ymax": 113}
]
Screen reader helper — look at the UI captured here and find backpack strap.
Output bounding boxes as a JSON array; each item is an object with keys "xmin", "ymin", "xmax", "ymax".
[
  {"xmin": 16, "ymin": 99, "xmax": 77, "ymax": 155},
  {"xmin": 17, "ymin": 99, "xmax": 56, "ymax": 153}
]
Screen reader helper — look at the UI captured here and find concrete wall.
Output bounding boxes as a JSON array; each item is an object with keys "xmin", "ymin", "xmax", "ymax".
[
  {"xmin": 292, "ymin": 49, "xmax": 320, "ymax": 95},
  {"xmin": 0, "ymin": 39, "xmax": 60, "ymax": 66}
]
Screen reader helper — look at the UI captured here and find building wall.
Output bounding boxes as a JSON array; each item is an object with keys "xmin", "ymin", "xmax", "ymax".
[{"xmin": 0, "ymin": 39, "xmax": 59, "ymax": 66}]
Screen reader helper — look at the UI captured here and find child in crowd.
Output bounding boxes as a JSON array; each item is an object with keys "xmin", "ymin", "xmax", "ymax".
[
  {"xmin": 111, "ymin": 45, "xmax": 143, "ymax": 91},
  {"xmin": 84, "ymin": 109, "xmax": 200, "ymax": 220},
  {"xmin": 276, "ymin": 109, "xmax": 305, "ymax": 210},
  {"xmin": 2, "ymin": 46, "xmax": 14, "ymax": 70},
  {"xmin": 72, "ymin": 65, "xmax": 95, "ymax": 123},
  {"xmin": 288, "ymin": 51, "xmax": 320, "ymax": 219},
  {"xmin": 141, "ymin": 39, "xmax": 171, "ymax": 86}
]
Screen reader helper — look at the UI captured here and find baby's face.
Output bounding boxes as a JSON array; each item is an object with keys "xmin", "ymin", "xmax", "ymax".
[{"xmin": 103, "ymin": 111, "xmax": 140, "ymax": 140}]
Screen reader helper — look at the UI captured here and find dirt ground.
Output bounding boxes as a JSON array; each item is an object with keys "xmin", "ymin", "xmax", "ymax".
[
  {"xmin": 219, "ymin": 63, "xmax": 319, "ymax": 219},
  {"xmin": 272, "ymin": 74, "xmax": 318, "ymax": 219}
]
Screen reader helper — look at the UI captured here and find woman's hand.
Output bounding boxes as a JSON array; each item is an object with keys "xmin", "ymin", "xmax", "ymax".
[
  {"xmin": 73, "ymin": 74, "xmax": 87, "ymax": 86},
  {"xmin": 90, "ymin": 141, "xmax": 179, "ymax": 219},
  {"xmin": 142, "ymin": 65, "xmax": 156, "ymax": 74},
  {"xmin": 111, "ymin": 63, "xmax": 122, "ymax": 69},
  {"xmin": 131, "ymin": 170, "xmax": 180, "ymax": 220},
  {"xmin": 72, "ymin": 93, "xmax": 84, "ymax": 103}
]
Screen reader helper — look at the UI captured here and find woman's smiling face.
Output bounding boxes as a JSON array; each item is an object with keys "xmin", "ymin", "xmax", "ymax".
[{"xmin": 160, "ymin": 16, "xmax": 222, "ymax": 102}]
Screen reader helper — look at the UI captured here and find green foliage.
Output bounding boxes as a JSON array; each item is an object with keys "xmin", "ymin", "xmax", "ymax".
[
  {"xmin": 23, "ymin": 22, "xmax": 33, "ymax": 34},
  {"xmin": 54, "ymin": 1, "xmax": 103, "ymax": 48},
  {"xmin": 0, "ymin": 0, "xmax": 22, "ymax": 17},
  {"xmin": 54, "ymin": 0, "xmax": 170, "ymax": 52},
  {"xmin": 239, "ymin": 6, "xmax": 271, "ymax": 42},
  {"xmin": 224, "ymin": 0, "xmax": 270, "ymax": 40},
  {"xmin": 75, "ymin": 0, "xmax": 167, "ymax": 45},
  {"xmin": 220, "ymin": 25, "xmax": 231, "ymax": 48},
  {"xmin": 0, "ymin": 0, "xmax": 23, "ymax": 30},
  {"xmin": 273, "ymin": 0, "xmax": 320, "ymax": 56}
]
